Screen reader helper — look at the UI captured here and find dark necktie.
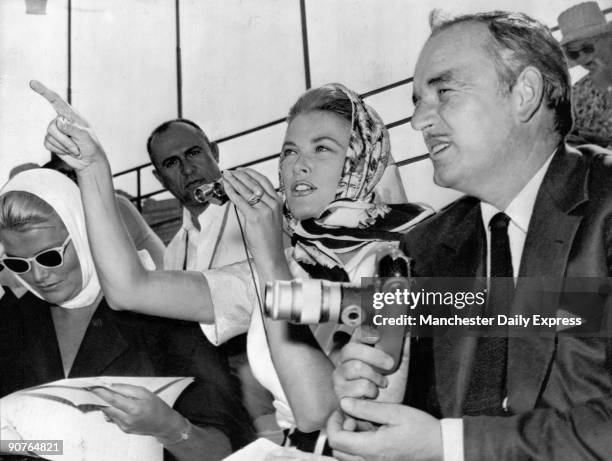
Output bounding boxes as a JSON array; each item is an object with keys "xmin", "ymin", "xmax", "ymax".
[
  {"xmin": 488, "ymin": 213, "xmax": 514, "ymax": 315},
  {"xmin": 463, "ymin": 212, "xmax": 513, "ymax": 416},
  {"xmin": 182, "ymin": 231, "xmax": 189, "ymax": 270}
]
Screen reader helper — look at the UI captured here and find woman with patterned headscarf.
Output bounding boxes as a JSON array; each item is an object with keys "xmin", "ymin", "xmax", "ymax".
[
  {"xmin": 34, "ymin": 80, "xmax": 431, "ymax": 455},
  {"xmin": 220, "ymin": 83, "xmax": 431, "ymax": 452}
]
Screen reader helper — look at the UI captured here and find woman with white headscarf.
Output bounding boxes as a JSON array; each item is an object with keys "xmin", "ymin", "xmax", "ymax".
[{"xmin": 0, "ymin": 169, "xmax": 254, "ymax": 460}]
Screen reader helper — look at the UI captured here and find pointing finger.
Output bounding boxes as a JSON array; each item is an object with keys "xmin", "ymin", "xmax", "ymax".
[
  {"xmin": 30, "ymin": 80, "xmax": 77, "ymax": 120},
  {"xmin": 47, "ymin": 119, "xmax": 80, "ymax": 156}
]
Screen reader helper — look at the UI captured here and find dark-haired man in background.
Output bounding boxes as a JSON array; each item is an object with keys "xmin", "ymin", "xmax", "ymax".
[
  {"xmin": 329, "ymin": 10, "xmax": 612, "ymax": 461},
  {"xmin": 147, "ymin": 119, "xmax": 274, "ymax": 434}
]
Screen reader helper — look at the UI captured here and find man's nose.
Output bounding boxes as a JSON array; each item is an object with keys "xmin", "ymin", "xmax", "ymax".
[
  {"xmin": 411, "ymin": 99, "xmax": 437, "ymax": 132},
  {"xmin": 181, "ymin": 158, "xmax": 196, "ymax": 176}
]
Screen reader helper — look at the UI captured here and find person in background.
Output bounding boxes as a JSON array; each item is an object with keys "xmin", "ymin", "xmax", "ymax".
[
  {"xmin": 327, "ymin": 10, "xmax": 612, "ymax": 461},
  {"xmin": 0, "ymin": 253, "xmax": 27, "ymax": 300},
  {"xmin": 0, "ymin": 169, "xmax": 254, "ymax": 461},
  {"xmin": 558, "ymin": 1, "xmax": 612, "ymax": 147},
  {"xmin": 43, "ymin": 156, "xmax": 166, "ymax": 269},
  {"xmin": 0, "ymin": 163, "xmax": 43, "ymax": 299},
  {"xmin": 8, "ymin": 163, "xmax": 40, "ymax": 180},
  {"xmin": 146, "ymin": 119, "xmax": 275, "ymax": 433}
]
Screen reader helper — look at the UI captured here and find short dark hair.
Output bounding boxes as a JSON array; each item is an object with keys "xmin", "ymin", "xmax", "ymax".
[
  {"xmin": 430, "ymin": 11, "xmax": 573, "ymax": 137},
  {"xmin": 146, "ymin": 118, "xmax": 211, "ymax": 160},
  {"xmin": 43, "ymin": 156, "xmax": 78, "ymax": 184}
]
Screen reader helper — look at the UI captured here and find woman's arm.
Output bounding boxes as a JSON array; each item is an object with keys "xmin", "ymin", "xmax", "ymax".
[
  {"xmin": 76, "ymin": 160, "xmax": 214, "ymax": 321},
  {"xmin": 31, "ymin": 80, "xmax": 214, "ymax": 323},
  {"xmin": 223, "ymin": 168, "xmax": 338, "ymax": 432},
  {"xmin": 165, "ymin": 425, "xmax": 231, "ymax": 461},
  {"xmin": 114, "ymin": 194, "xmax": 166, "ymax": 270},
  {"xmin": 91, "ymin": 385, "xmax": 231, "ymax": 461}
]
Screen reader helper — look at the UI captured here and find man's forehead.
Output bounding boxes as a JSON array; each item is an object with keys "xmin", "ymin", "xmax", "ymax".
[
  {"xmin": 413, "ymin": 22, "xmax": 493, "ymax": 86},
  {"xmin": 150, "ymin": 123, "xmax": 209, "ymax": 159}
]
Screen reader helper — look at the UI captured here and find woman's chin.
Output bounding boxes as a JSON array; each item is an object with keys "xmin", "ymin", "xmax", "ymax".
[
  {"xmin": 40, "ymin": 285, "xmax": 76, "ymax": 305},
  {"xmin": 288, "ymin": 205, "xmax": 324, "ymax": 221}
]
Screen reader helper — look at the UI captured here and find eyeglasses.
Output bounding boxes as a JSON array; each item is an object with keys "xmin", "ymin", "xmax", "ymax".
[
  {"xmin": 1, "ymin": 236, "xmax": 72, "ymax": 274},
  {"xmin": 566, "ymin": 43, "xmax": 595, "ymax": 61}
]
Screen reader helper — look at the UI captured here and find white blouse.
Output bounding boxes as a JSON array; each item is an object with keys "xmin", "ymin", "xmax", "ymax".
[{"xmin": 201, "ymin": 240, "xmax": 409, "ymax": 428}]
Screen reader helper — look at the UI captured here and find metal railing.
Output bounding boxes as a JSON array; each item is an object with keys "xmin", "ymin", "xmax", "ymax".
[
  {"xmin": 113, "ymin": 77, "xmax": 420, "ymax": 212},
  {"xmin": 113, "ymin": 7, "xmax": 612, "ymax": 213}
]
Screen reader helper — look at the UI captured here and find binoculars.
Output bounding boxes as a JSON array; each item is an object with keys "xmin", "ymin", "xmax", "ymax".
[{"xmin": 193, "ymin": 181, "xmax": 228, "ymax": 206}]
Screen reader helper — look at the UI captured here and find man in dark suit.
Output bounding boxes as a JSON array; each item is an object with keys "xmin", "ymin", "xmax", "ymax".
[{"xmin": 328, "ymin": 10, "xmax": 612, "ymax": 461}]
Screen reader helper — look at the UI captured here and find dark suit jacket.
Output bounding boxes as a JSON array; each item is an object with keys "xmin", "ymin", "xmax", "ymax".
[
  {"xmin": 402, "ymin": 144, "xmax": 612, "ymax": 461},
  {"xmin": 0, "ymin": 293, "xmax": 254, "ymax": 460}
]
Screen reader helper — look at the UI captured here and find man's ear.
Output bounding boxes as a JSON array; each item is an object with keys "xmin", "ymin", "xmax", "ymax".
[
  {"xmin": 512, "ymin": 65, "xmax": 544, "ymax": 123},
  {"xmin": 210, "ymin": 141, "xmax": 220, "ymax": 163},
  {"xmin": 152, "ymin": 168, "xmax": 166, "ymax": 188}
]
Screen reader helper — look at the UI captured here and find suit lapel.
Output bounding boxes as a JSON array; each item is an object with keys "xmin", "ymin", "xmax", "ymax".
[
  {"xmin": 432, "ymin": 203, "xmax": 486, "ymax": 416},
  {"xmin": 69, "ymin": 299, "xmax": 130, "ymax": 377},
  {"xmin": 508, "ymin": 146, "xmax": 588, "ymax": 412}
]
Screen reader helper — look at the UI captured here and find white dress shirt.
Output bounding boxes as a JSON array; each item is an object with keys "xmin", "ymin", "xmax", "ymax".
[
  {"xmin": 164, "ymin": 203, "xmax": 246, "ymax": 271},
  {"xmin": 441, "ymin": 152, "xmax": 554, "ymax": 461}
]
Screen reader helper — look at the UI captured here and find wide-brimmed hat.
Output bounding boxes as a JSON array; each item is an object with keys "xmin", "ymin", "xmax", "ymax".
[{"xmin": 558, "ymin": 2, "xmax": 612, "ymax": 45}]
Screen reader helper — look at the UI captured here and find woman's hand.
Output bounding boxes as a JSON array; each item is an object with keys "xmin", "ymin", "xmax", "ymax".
[
  {"xmin": 90, "ymin": 384, "xmax": 185, "ymax": 441},
  {"xmin": 29, "ymin": 80, "xmax": 107, "ymax": 171},
  {"xmin": 222, "ymin": 168, "xmax": 286, "ymax": 267}
]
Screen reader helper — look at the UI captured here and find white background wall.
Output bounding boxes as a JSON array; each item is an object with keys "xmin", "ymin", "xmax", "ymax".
[{"xmin": 1, "ymin": 0, "xmax": 610, "ymax": 209}]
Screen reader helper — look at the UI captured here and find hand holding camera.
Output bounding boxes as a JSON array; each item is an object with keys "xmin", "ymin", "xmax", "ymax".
[{"xmin": 264, "ymin": 245, "xmax": 411, "ymax": 375}]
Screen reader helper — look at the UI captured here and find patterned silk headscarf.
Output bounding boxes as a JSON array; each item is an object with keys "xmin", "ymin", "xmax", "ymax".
[{"xmin": 282, "ymin": 83, "xmax": 429, "ymax": 269}]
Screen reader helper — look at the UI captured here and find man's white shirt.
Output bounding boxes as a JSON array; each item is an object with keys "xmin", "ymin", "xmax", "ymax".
[
  {"xmin": 164, "ymin": 203, "xmax": 246, "ymax": 271},
  {"xmin": 441, "ymin": 152, "xmax": 554, "ymax": 461}
]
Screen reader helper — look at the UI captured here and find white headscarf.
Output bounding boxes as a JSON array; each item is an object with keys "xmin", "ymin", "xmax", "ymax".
[{"xmin": 0, "ymin": 169, "xmax": 101, "ymax": 308}]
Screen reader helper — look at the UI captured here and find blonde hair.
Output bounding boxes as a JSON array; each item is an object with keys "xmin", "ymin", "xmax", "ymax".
[{"xmin": 0, "ymin": 191, "xmax": 58, "ymax": 233}]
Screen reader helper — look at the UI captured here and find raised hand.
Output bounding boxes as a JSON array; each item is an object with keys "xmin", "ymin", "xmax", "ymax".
[
  {"xmin": 29, "ymin": 80, "xmax": 106, "ymax": 171},
  {"xmin": 222, "ymin": 168, "xmax": 286, "ymax": 266}
]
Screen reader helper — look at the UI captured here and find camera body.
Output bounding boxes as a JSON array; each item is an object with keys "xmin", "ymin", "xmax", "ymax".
[
  {"xmin": 264, "ymin": 245, "xmax": 411, "ymax": 374},
  {"xmin": 193, "ymin": 181, "xmax": 229, "ymax": 206}
]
